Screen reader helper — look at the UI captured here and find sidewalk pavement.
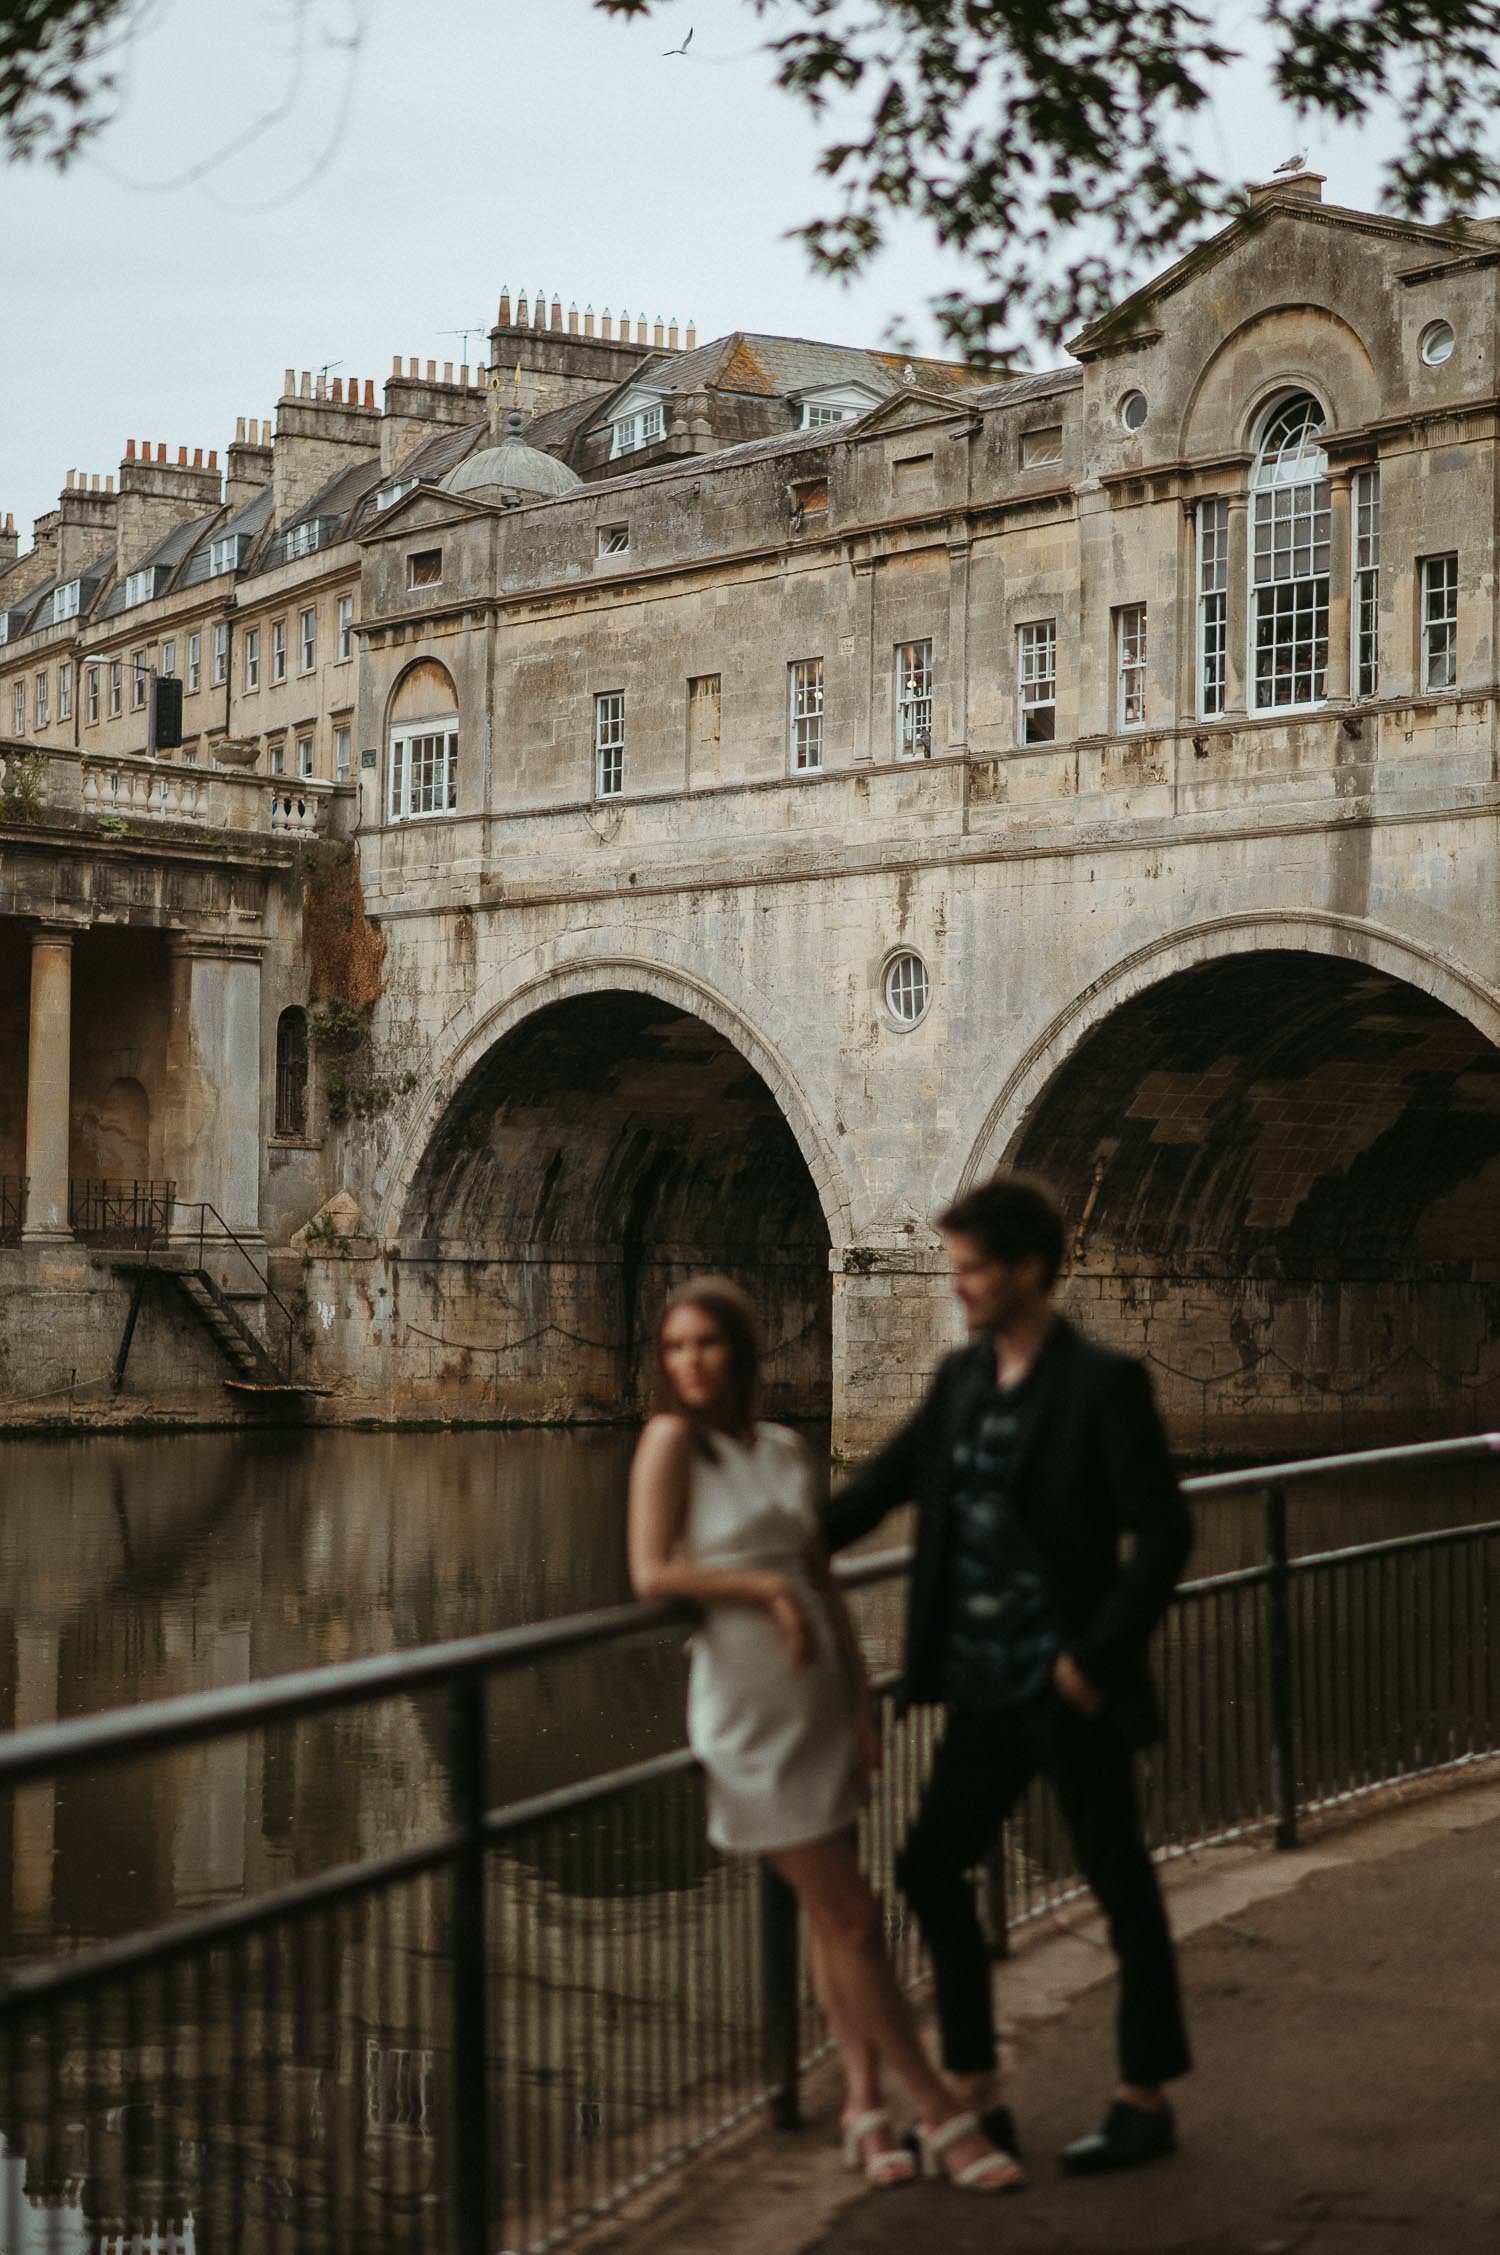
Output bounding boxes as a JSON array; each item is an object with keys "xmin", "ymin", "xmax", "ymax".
[{"xmin": 611, "ymin": 1772, "xmax": 1500, "ymax": 2255}]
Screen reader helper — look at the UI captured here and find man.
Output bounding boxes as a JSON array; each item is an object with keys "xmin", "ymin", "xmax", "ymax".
[{"xmin": 823, "ymin": 1171, "xmax": 1192, "ymax": 2173}]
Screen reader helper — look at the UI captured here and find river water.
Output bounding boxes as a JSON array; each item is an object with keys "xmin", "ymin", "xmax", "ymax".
[{"xmin": 2, "ymin": 1423, "xmax": 1497, "ymax": 1958}]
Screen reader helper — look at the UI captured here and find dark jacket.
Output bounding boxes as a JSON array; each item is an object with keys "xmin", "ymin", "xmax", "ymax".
[{"xmin": 822, "ymin": 1318, "xmax": 1192, "ymax": 1747}]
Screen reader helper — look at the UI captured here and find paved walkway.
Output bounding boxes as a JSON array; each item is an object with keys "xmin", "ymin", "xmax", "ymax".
[{"xmin": 612, "ymin": 1774, "xmax": 1500, "ymax": 2255}]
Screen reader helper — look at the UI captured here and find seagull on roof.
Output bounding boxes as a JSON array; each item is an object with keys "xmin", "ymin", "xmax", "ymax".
[
  {"xmin": 1273, "ymin": 153, "xmax": 1307, "ymax": 173},
  {"xmin": 664, "ymin": 26, "xmax": 694, "ymax": 54}
]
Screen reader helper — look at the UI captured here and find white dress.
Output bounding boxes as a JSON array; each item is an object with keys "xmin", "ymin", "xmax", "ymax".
[{"xmin": 684, "ymin": 1422, "xmax": 863, "ymax": 1854}]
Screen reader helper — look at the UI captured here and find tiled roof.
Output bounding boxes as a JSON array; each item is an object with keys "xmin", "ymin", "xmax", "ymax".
[
  {"xmin": 971, "ymin": 366, "xmax": 1083, "ymax": 408},
  {"xmin": 622, "ymin": 330, "xmax": 993, "ymax": 404}
]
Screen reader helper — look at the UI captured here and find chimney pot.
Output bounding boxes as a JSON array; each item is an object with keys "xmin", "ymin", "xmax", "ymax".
[
  {"xmin": 157, "ymin": 443, "xmax": 167, "ymax": 462},
  {"xmin": 106, "ymin": 475, "xmax": 114, "ymax": 493},
  {"xmin": 331, "ymin": 377, "xmax": 343, "ymax": 402},
  {"xmin": 551, "ymin": 295, "xmax": 562, "ymax": 330},
  {"xmin": 637, "ymin": 316, "xmax": 647, "ymax": 344},
  {"xmin": 686, "ymin": 323, "xmax": 697, "ymax": 349},
  {"xmin": 300, "ymin": 371, "xmax": 312, "ymax": 398},
  {"xmin": 426, "ymin": 358, "xmax": 436, "ymax": 380},
  {"xmin": 602, "ymin": 309, "xmax": 612, "ymax": 339},
  {"xmin": 584, "ymin": 305, "xmax": 595, "ymax": 338},
  {"xmin": 91, "ymin": 473, "xmax": 101, "ymax": 492},
  {"xmin": 459, "ymin": 363, "xmax": 469, "ymax": 386},
  {"xmin": 65, "ymin": 469, "xmax": 75, "ymax": 490},
  {"xmin": 443, "ymin": 360, "xmax": 453, "ymax": 384},
  {"xmin": 208, "ymin": 449, "xmax": 217, "ymax": 468},
  {"xmin": 193, "ymin": 446, "xmax": 203, "ymax": 467},
  {"xmin": 668, "ymin": 320, "xmax": 679, "ymax": 348},
  {"xmin": 315, "ymin": 375, "xmax": 327, "ymax": 400},
  {"xmin": 407, "ymin": 356, "xmax": 418, "ymax": 376},
  {"xmin": 178, "ymin": 445, "xmax": 187, "ymax": 465},
  {"xmin": 654, "ymin": 316, "xmax": 665, "ymax": 346},
  {"xmin": 569, "ymin": 303, "xmax": 579, "ymax": 335},
  {"xmin": 498, "ymin": 288, "xmax": 511, "ymax": 325},
  {"xmin": 517, "ymin": 293, "xmax": 529, "ymax": 327},
  {"xmin": 364, "ymin": 379, "xmax": 375, "ymax": 407},
  {"xmin": 235, "ymin": 415, "xmax": 246, "ymax": 442},
  {"xmin": 534, "ymin": 290, "xmax": 546, "ymax": 329},
  {"xmin": 284, "ymin": 368, "xmax": 296, "ymax": 395},
  {"xmin": 392, "ymin": 353, "xmax": 402, "ymax": 375}
]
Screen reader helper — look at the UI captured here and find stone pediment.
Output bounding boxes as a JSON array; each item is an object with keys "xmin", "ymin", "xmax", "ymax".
[
  {"xmin": 1069, "ymin": 192, "xmax": 1488, "ymax": 360},
  {"xmin": 845, "ymin": 387, "xmax": 980, "ymax": 443},
  {"xmin": 360, "ymin": 484, "xmax": 494, "ymax": 543}
]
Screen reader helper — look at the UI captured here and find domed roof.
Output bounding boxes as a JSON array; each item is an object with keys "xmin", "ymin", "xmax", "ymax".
[{"xmin": 442, "ymin": 408, "xmax": 582, "ymax": 501}]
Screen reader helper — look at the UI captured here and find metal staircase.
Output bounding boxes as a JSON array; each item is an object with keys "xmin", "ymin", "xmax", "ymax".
[{"xmin": 109, "ymin": 1203, "xmax": 309, "ymax": 1398}]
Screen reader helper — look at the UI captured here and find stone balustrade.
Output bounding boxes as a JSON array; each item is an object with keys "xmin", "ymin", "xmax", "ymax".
[{"xmin": 0, "ymin": 742, "xmax": 332, "ymax": 838}]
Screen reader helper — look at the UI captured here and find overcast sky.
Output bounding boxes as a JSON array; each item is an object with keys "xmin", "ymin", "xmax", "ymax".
[{"xmin": 2, "ymin": 0, "xmax": 1411, "ymax": 543}]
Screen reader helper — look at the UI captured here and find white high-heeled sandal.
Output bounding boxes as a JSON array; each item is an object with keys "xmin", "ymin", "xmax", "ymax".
[
  {"xmin": 917, "ymin": 2109, "xmax": 1025, "ymax": 2192},
  {"xmin": 841, "ymin": 2108, "xmax": 918, "ymax": 2187}
]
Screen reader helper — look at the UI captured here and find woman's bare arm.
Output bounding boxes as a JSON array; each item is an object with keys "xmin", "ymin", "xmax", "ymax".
[{"xmin": 627, "ymin": 1417, "xmax": 814, "ymax": 1665}]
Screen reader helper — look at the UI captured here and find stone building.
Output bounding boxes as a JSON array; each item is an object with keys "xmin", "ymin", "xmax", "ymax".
[{"xmin": 5, "ymin": 172, "xmax": 1500, "ymax": 1453}]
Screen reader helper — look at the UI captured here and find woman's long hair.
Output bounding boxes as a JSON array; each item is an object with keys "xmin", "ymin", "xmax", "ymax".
[{"xmin": 655, "ymin": 1274, "xmax": 762, "ymax": 1450}]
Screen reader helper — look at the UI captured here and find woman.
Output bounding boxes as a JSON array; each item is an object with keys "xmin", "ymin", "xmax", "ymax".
[{"xmin": 627, "ymin": 1276, "xmax": 1022, "ymax": 2193}]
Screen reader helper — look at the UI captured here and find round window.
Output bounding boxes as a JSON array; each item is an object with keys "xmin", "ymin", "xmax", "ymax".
[
  {"xmin": 1420, "ymin": 320, "xmax": 1455, "ymax": 367},
  {"xmin": 1120, "ymin": 390, "xmax": 1148, "ymax": 432},
  {"xmin": 883, "ymin": 950, "xmax": 930, "ymax": 1027}
]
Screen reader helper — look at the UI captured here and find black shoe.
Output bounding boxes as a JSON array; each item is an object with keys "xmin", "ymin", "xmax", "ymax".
[
  {"xmin": 1059, "ymin": 2099, "xmax": 1175, "ymax": 2175},
  {"xmin": 979, "ymin": 2103, "xmax": 1022, "ymax": 2160}
]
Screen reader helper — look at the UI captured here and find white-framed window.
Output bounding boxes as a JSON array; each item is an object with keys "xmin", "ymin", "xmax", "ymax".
[
  {"xmin": 244, "ymin": 627, "xmax": 260, "ymax": 691},
  {"xmin": 594, "ymin": 691, "xmax": 625, "ymax": 797},
  {"xmin": 160, "ymin": 638, "xmax": 176, "ymax": 678},
  {"xmin": 375, "ymin": 477, "xmax": 417, "ymax": 512},
  {"xmin": 1353, "ymin": 468, "xmax": 1380, "ymax": 699},
  {"xmin": 389, "ymin": 713, "xmax": 460, "ymax": 820},
  {"xmin": 212, "ymin": 620, "xmax": 229, "ymax": 685},
  {"xmin": 1421, "ymin": 552, "xmax": 1458, "ymax": 691},
  {"xmin": 608, "ymin": 403, "xmax": 666, "ymax": 459},
  {"xmin": 1251, "ymin": 392, "xmax": 1330, "ymax": 711},
  {"xmin": 270, "ymin": 739, "xmax": 285, "ymax": 775},
  {"xmin": 131, "ymin": 652, "xmax": 147, "ymax": 709},
  {"xmin": 1116, "ymin": 604, "xmax": 1147, "ymax": 730},
  {"xmin": 789, "ymin": 658, "xmax": 824, "ymax": 773},
  {"xmin": 120, "ymin": 566, "xmax": 162, "ymax": 609},
  {"xmin": 271, "ymin": 619, "xmax": 287, "ymax": 683},
  {"xmin": 334, "ymin": 723, "xmax": 352, "ymax": 782},
  {"xmin": 86, "ymin": 666, "xmax": 99, "ymax": 725},
  {"xmin": 13, "ymin": 680, "xmax": 26, "ymax": 732},
  {"xmin": 109, "ymin": 660, "xmax": 122, "ymax": 718},
  {"xmin": 209, "ymin": 534, "xmax": 244, "ymax": 576},
  {"xmin": 338, "ymin": 594, "xmax": 354, "ymax": 661},
  {"xmin": 597, "ymin": 524, "xmax": 629, "ymax": 557},
  {"xmin": 407, "ymin": 549, "xmax": 442, "ymax": 590},
  {"xmin": 58, "ymin": 661, "xmax": 72, "ymax": 722},
  {"xmin": 883, "ymin": 950, "xmax": 931, "ymax": 1027},
  {"xmin": 895, "ymin": 639, "xmax": 933, "ymax": 760},
  {"xmin": 297, "ymin": 733, "xmax": 314, "ymax": 778},
  {"xmin": 1017, "ymin": 619, "xmax": 1057, "ymax": 744},
  {"xmin": 35, "ymin": 672, "xmax": 49, "ymax": 729},
  {"xmin": 299, "ymin": 607, "xmax": 316, "ymax": 673},
  {"xmin": 802, "ymin": 402, "xmax": 853, "ymax": 429},
  {"xmin": 187, "ymin": 631, "xmax": 202, "ymax": 693},
  {"xmin": 53, "ymin": 578, "xmax": 81, "ymax": 622},
  {"xmin": 1196, "ymin": 497, "xmax": 1228, "ymax": 717}
]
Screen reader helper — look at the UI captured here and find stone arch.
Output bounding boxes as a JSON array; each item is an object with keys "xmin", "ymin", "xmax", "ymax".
[
  {"xmin": 382, "ymin": 956, "xmax": 853, "ymax": 1424},
  {"xmin": 386, "ymin": 656, "xmax": 459, "ymax": 731},
  {"xmin": 1178, "ymin": 304, "xmax": 1378, "ymax": 461},
  {"xmin": 960, "ymin": 915, "xmax": 1500, "ymax": 1451}
]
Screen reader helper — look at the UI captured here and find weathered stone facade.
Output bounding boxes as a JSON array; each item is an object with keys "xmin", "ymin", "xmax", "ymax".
[{"xmin": 6, "ymin": 176, "xmax": 1500, "ymax": 1452}]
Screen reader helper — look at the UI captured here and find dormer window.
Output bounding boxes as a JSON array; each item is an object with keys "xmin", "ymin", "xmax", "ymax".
[
  {"xmin": 121, "ymin": 565, "xmax": 166, "ymax": 609},
  {"xmin": 609, "ymin": 402, "xmax": 667, "ymax": 459},
  {"xmin": 1251, "ymin": 392, "xmax": 1330, "ymax": 711},
  {"xmin": 376, "ymin": 477, "xmax": 417, "ymax": 512},
  {"xmin": 209, "ymin": 534, "xmax": 246, "ymax": 576},
  {"xmin": 803, "ymin": 403, "xmax": 853, "ymax": 429},
  {"xmin": 796, "ymin": 383, "xmax": 879, "ymax": 430},
  {"xmin": 53, "ymin": 579, "xmax": 81, "ymax": 622}
]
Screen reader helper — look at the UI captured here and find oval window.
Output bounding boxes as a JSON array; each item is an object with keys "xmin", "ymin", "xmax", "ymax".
[
  {"xmin": 1420, "ymin": 320, "xmax": 1455, "ymax": 367},
  {"xmin": 1120, "ymin": 390, "xmax": 1148, "ymax": 433},
  {"xmin": 883, "ymin": 950, "xmax": 930, "ymax": 1027}
]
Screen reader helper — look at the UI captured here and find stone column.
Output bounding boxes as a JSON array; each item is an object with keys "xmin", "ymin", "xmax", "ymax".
[
  {"xmin": 851, "ymin": 558, "xmax": 877, "ymax": 763},
  {"xmin": 21, "ymin": 925, "xmax": 75, "ymax": 1244},
  {"xmin": 945, "ymin": 532, "xmax": 970, "ymax": 754},
  {"xmin": 163, "ymin": 937, "xmax": 265, "ymax": 1247},
  {"xmin": 11, "ymin": 1627, "xmax": 58, "ymax": 1935},
  {"xmin": 1323, "ymin": 469, "xmax": 1353, "ymax": 702},
  {"xmin": 1224, "ymin": 493, "xmax": 1251, "ymax": 716}
]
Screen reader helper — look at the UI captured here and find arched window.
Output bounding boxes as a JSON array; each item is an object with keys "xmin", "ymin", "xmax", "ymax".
[
  {"xmin": 275, "ymin": 1006, "xmax": 309, "ymax": 1138},
  {"xmin": 1251, "ymin": 392, "xmax": 1330, "ymax": 710},
  {"xmin": 386, "ymin": 659, "xmax": 460, "ymax": 823}
]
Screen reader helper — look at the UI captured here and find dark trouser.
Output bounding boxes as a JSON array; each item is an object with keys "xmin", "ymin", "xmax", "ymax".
[{"xmin": 895, "ymin": 1695, "xmax": 1191, "ymax": 2086}]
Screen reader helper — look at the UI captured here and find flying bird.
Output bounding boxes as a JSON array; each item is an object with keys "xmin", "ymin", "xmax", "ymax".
[{"xmin": 664, "ymin": 26, "xmax": 694, "ymax": 55}]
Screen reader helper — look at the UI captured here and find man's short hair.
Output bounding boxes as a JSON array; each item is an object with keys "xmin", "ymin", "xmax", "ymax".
[{"xmin": 937, "ymin": 1171, "xmax": 1065, "ymax": 1288}]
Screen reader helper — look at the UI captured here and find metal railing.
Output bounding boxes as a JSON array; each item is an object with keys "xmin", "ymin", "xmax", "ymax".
[
  {"xmin": 68, "ymin": 1178, "xmax": 176, "ymax": 1246},
  {"xmin": 178, "ymin": 1197, "xmax": 307, "ymax": 1382},
  {"xmin": 0, "ymin": 1434, "xmax": 1497, "ymax": 2253}
]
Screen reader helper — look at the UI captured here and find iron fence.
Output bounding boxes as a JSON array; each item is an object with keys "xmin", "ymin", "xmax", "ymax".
[
  {"xmin": 0, "ymin": 1435, "xmax": 1497, "ymax": 2253},
  {"xmin": 67, "ymin": 1179, "xmax": 176, "ymax": 1247},
  {"xmin": 0, "ymin": 1177, "xmax": 23, "ymax": 1244}
]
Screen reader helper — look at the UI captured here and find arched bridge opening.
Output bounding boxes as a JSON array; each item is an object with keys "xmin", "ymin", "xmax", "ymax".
[
  {"xmin": 399, "ymin": 992, "xmax": 832, "ymax": 1424},
  {"xmin": 1006, "ymin": 951, "xmax": 1500, "ymax": 1452}
]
